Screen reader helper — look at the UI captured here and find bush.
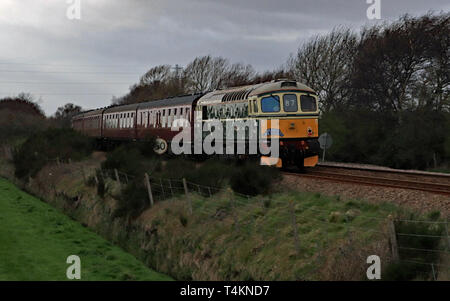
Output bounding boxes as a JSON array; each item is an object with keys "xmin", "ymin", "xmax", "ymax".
[
  {"xmin": 13, "ymin": 128, "xmax": 93, "ymax": 179},
  {"xmin": 113, "ymin": 180, "xmax": 149, "ymax": 219},
  {"xmin": 188, "ymin": 159, "xmax": 234, "ymax": 189},
  {"xmin": 230, "ymin": 161, "xmax": 281, "ymax": 196},
  {"xmin": 101, "ymin": 141, "xmax": 161, "ymax": 177}
]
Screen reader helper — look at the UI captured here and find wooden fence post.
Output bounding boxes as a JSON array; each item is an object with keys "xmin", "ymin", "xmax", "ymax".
[
  {"xmin": 168, "ymin": 179, "xmax": 174, "ymax": 197},
  {"xmin": 388, "ymin": 215, "xmax": 399, "ymax": 261},
  {"xmin": 114, "ymin": 169, "xmax": 121, "ymax": 188},
  {"xmin": 228, "ymin": 188, "xmax": 240, "ymax": 233},
  {"xmin": 144, "ymin": 173, "xmax": 154, "ymax": 207},
  {"xmin": 80, "ymin": 167, "xmax": 86, "ymax": 184},
  {"xmin": 182, "ymin": 178, "xmax": 192, "ymax": 215},
  {"xmin": 445, "ymin": 221, "xmax": 450, "ymax": 251},
  {"xmin": 94, "ymin": 173, "xmax": 99, "ymax": 185},
  {"xmin": 289, "ymin": 200, "xmax": 300, "ymax": 255}
]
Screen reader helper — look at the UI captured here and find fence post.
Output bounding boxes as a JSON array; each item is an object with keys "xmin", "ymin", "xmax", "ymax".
[
  {"xmin": 56, "ymin": 157, "xmax": 61, "ymax": 166},
  {"xmin": 99, "ymin": 168, "xmax": 105, "ymax": 181},
  {"xmin": 114, "ymin": 169, "xmax": 121, "ymax": 188},
  {"xmin": 228, "ymin": 188, "xmax": 240, "ymax": 233},
  {"xmin": 144, "ymin": 173, "xmax": 154, "ymax": 207},
  {"xmin": 168, "ymin": 179, "xmax": 174, "ymax": 197},
  {"xmin": 431, "ymin": 263, "xmax": 437, "ymax": 281},
  {"xmin": 80, "ymin": 167, "xmax": 86, "ymax": 184},
  {"xmin": 289, "ymin": 200, "xmax": 300, "ymax": 255},
  {"xmin": 445, "ymin": 220, "xmax": 450, "ymax": 251},
  {"xmin": 182, "ymin": 178, "xmax": 192, "ymax": 215},
  {"xmin": 388, "ymin": 215, "xmax": 399, "ymax": 262},
  {"xmin": 160, "ymin": 178, "xmax": 166, "ymax": 199}
]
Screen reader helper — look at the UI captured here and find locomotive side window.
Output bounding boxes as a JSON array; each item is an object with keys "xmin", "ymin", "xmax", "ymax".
[
  {"xmin": 261, "ymin": 95, "xmax": 280, "ymax": 113},
  {"xmin": 253, "ymin": 100, "xmax": 258, "ymax": 113},
  {"xmin": 283, "ymin": 94, "xmax": 298, "ymax": 112},
  {"xmin": 300, "ymin": 95, "xmax": 317, "ymax": 112}
]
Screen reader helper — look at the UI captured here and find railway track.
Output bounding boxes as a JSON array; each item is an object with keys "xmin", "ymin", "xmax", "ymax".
[{"xmin": 284, "ymin": 165, "xmax": 450, "ymax": 196}]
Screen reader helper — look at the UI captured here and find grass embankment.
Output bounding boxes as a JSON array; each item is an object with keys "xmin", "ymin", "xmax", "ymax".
[
  {"xmin": 136, "ymin": 189, "xmax": 400, "ymax": 280},
  {"xmin": 0, "ymin": 177, "xmax": 172, "ymax": 281}
]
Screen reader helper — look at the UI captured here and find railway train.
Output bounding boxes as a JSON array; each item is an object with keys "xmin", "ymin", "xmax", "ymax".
[{"xmin": 72, "ymin": 79, "xmax": 320, "ymax": 168}]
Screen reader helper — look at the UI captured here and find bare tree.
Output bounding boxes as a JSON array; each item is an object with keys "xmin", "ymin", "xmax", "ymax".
[
  {"xmin": 350, "ymin": 14, "xmax": 449, "ymax": 114},
  {"xmin": 184, "ymin": 55, "xmax": 235, "ymax": 92},
  {"xmin": 53, "ymin": 103, "xmax": 82, "ymax": 128},
  {"xmin": 139, "ymin": 65, "xmax": 172, "ymax": 86},
  {"xmin": 288, "ymin": 27, "xmax": 357, "ymax": 112}
]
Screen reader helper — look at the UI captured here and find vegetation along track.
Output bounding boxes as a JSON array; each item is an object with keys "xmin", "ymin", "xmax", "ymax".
[{"xmin": 284, "ymin": 164, "xmax": 450, "ymax": 196}]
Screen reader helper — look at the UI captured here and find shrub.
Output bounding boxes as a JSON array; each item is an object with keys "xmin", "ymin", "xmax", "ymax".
[
  {"xmin": 188, "ymin": 159, "xmax": 234, "ymax": 189},
  {"xmin": 101, "ymin": 141, "xmax": 161, "ymax": 178},
  {"xmin": 13, "ymin": 128, "xmax": 93, "ymax": 179},
  {"xmin": 102, "ymin": 144, "xmax": 145, "ymax": 176},
  {"xmin": 113, "ymin": 179, "xmax": 149, "ymax": 219},
  {"xmin": 230, "ymin": 161, "xmax": 281, "ymax": 196}
]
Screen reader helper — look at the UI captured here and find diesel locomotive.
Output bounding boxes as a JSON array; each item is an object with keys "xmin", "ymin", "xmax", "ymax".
[{"xmin": 72, "ymin": 79, "xmax": 320, "ymax": 168}]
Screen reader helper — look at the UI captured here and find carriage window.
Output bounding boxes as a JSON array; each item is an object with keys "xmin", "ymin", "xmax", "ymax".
[
  {"xmin": 180, "ymin": 108, "xmax": 183, "ymax": 114},
  {"xmin": 253, "ymin": 100, "xmax": 258, "ymax": 113},
  {"xmin": 300, "ymin": 95, "xmax": 317, "ymax": 112},
  {"xmin": 174, "ymin": 108, "xmax": 177, "ymax": 115},
  {"xmin": 163, "ymin": 110, "xmax": 166, "ymax": 116},
  {"xmin": 283, "ymin": 94, "xmax": 298, "ymax": 112},
  {"xmin": 261, "ymin": 95, "xmax": 280, "ymax": 113}
]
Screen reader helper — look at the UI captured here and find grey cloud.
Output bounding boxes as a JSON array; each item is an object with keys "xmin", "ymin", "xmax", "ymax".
[{"xmin": 0, "ymin": 0, "xmax": 447, "ymax": 115}]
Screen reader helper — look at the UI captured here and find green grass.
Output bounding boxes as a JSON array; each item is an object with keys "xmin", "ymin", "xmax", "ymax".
[
  {"xmin": 0, "ymin": 178, "xmax": 172, "ymax": 281},
  {"xmin": 146, "ymin": 189, "xmax": 402, "ymax": 280}
]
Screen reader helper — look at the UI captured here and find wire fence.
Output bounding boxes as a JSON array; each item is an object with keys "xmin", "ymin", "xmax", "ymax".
[{"xmin": 33, "ymin": 156, "xmax": 450, "ymax": 280}]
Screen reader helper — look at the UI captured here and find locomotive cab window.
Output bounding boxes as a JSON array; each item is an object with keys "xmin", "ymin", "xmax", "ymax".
[
  {"xmin": 300, "ymin": 95, "xmax": 317, "ymax": 112},
  {"xmin": 283, "ymin": 94, "xmax": 298, "ymax": 112},
  {"xmin": 261, "ymin": 95, "xmax": 280, "ymax": 113}
]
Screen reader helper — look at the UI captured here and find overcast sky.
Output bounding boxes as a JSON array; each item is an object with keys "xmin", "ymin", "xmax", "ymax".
[{"xmin": 0, "ymin": 0, "xmax": 448, "ymax": 115}]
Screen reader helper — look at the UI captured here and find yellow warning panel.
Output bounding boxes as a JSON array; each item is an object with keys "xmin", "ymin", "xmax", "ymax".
[
  {"xmin": 304, "ymin": 155, "xmax": 319, "ymax": 167},
  {"xmin": 260, "ymin": 156, "xmax": 283, "ymax": 168}
]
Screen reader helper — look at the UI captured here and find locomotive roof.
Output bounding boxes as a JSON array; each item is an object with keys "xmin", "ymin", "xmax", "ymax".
[{"xmin": 197, "ymin": 80, "xmax": 315, "ymax": 105}]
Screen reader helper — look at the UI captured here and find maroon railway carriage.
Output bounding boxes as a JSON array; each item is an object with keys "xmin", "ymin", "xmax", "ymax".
[
  {"xmin": 72, "ymin": 108, "xmax": 103, "ymax": 138},
  {"xmin": 73, "ymin": 94, "xmax": 204, "ymax": 148}
]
